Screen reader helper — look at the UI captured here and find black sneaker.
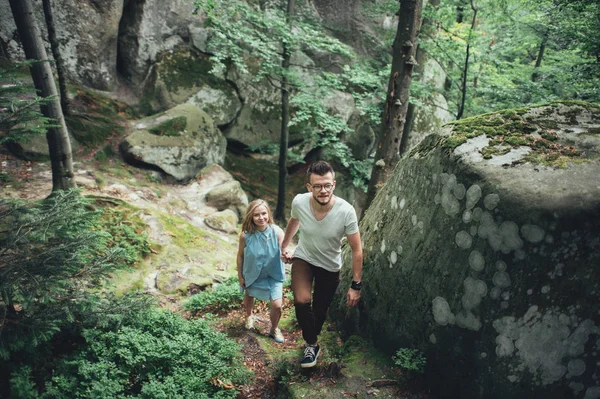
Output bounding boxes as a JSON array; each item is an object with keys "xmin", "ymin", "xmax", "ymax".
[{"xmin": 300, "ymin": 344, "xmax": 320, "ymax": 368}]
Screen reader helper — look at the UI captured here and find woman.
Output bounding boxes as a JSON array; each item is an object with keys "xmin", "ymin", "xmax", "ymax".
[{"xmin": 237, "ymin": 199, "xmax": 286, "ymax": 343}]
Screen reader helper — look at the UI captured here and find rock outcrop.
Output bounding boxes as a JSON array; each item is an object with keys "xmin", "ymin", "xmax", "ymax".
[
  {"xmin": 1, "ymin": 0, "xmax": 124, "ymax": 90},
  {"xmin": 120, "ymin": 104, "xmax": 226, "ymax": 182},
  {"xmin": 331, "ymin": 102, "xmax": 600, "ymax": 399}
]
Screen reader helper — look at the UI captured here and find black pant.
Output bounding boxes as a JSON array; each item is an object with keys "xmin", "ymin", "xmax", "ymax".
[{"xmin": 291, "ymin": 258, "xmax": 340, "ymax": 345}]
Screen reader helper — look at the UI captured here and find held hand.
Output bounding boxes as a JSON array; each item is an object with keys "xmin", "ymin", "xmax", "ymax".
[
  {"xmin": 346, "ymin": 288, "xmax": 360, "ymax": 307},
  {"xmin": 280, "ymin": 249, "xmax": 293, "ymax": 264}
]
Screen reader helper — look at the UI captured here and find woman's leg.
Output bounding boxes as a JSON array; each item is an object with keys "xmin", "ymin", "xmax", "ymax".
[
  {"xmin": 270, "ymin": 298, "xmax": 283, "ymax": 330},
  {"xmin": 244, "ymin": 291, "xmax": 254, "ymax": 317}
]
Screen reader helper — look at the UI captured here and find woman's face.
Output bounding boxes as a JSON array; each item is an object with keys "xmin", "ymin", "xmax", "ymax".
[{"xmin": 252, "ymin": 205, "xmax": 269, "ymax": 230}]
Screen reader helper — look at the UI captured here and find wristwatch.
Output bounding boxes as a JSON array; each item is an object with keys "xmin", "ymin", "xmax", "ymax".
[{"xmin": 350, "ymin": 280, "xmax": 362, "ymax": 290}]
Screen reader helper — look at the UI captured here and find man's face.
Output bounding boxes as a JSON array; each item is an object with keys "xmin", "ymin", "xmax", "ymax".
[{"xmin": 307, "ymin": 172, "xmax": 336, "ymax": 206}]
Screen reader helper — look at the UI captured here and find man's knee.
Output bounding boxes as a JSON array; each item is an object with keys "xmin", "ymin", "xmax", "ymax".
[{"xmin": 294, "ymin": 297, "xmax": 310, "ymax": 309}]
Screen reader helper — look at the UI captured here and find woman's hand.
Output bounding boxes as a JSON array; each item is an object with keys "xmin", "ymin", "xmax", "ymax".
[{"xmin": 280, "ymin": 248, "xmax": 293, "ymax": 264}]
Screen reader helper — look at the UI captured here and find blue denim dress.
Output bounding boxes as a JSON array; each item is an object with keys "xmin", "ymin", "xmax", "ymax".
[{"xmin": 243, "ymin": 225, "xmax": 285, "ymax": 301}]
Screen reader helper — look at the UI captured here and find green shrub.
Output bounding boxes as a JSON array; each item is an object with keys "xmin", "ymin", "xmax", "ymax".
[
  {"xmin": 0, "ymin": 191, "xmax": 129, "ymax": 358},
  {"xmin": 12, "ymin": 310, "xmax": 249, "ymax": 398},
  {"xmin": 184, "ymin": 277, "xmax": 243, "ymax": 314},
  {"xmin": 392, "ymin": 348, "xmax": 426, "ymax": 374}
]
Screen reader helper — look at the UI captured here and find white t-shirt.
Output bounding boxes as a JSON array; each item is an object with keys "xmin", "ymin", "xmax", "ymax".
[{"xmin": 290, "ymin": 192, "xmax": 359, "ymax": 272}]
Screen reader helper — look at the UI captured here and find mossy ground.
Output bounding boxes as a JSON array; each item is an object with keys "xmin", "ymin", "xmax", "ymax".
[
  {"xmin": 440, "ymin": 101, "xmax": 600, "ymax": 168},
  {"xmin": 202, "ymin": 284, "xmax": 419, "ymax": 399}
]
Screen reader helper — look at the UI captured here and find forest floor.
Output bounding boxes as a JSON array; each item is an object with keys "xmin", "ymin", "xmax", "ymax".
[{"xmin": 0, "ymin": 146, "xmax": 431, "ymax": 399}]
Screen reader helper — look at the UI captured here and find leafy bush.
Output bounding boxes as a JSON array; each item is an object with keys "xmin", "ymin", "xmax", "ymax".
[
  {"xmin": 184, "ymin": 277, "xmax": 243, "ymax": 314},
  {"xmin": 393, "ymin": 348, "xmax": 426, "ymax": 374},
  {"xmin": 11, "ymin": 310, "xmax": 249, "ymax": 398}
]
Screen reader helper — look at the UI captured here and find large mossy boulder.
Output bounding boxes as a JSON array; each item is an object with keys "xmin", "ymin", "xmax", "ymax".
[
  {"xmin": 330, "ymin": 102, "xmax": 600, "ymax": 399},
  {"xmin": 120, "ymin": 104, "xmax": 226, "ymax": 182},
  {"xmin": 138, "ymin": 47, "xmax": 241, "ymax": 124}
]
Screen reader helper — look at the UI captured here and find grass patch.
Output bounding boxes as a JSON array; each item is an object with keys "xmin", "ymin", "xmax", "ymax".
[{"xmin": 148, "ymin": 116, "xmax": 187, "ymax": 137}]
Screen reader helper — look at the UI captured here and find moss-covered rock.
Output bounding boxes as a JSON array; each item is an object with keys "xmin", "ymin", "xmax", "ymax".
[
  {"xmin": 137, "ymin": 47, "xmax": 242, "ymax": 126},
  {"xmin": 205, "ymin": 180, "xmax": 249, "ymax": 218},
  {"xmin": 120, "ymin": 103, "xmax": 226, "ymax": 182},
  {"xmin": 331, "ymin": 101, "xmax": 600, "ymax": 399},
  {"xmin": 204, "ymin": 209, "xmax": 238, "ymax": 234}
]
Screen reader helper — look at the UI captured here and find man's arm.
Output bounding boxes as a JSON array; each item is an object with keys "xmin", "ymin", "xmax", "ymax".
[
  {"xmin": 346, "ymin": 231, "xmax": 363, "ymax": 307},
  {"xmin": 281, "ymin": 217, "xmax": 300, "ymax": 263}
]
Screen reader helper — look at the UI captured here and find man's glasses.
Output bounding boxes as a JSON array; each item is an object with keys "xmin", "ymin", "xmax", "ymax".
[{"xmin": 310, "ymin": 183, "xmax": 334, "ymax": 192}]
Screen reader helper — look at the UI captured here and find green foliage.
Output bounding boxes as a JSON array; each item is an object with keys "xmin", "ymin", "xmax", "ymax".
[
  {"xmin": 94, "ymin": 200, "xmax": 151, "ymax": 265},
  {"xmin": 193, "ymin": 0, "xmax": 374, "ymax": 190},
  {"xmin": 184, "ymin": 277, "xmax": 243, "ymax": 314},
  {"xmin": 0, "ymin": 191, "xmax": 123, "ymax": 357},
  {"xmin": 11, "ymin": 309, "xmax": 249, "ymax": 398},
  {"xmin": 0, "ymin": 191, "xmax": 151, "ymax": 362},
  {"xmin": 247, "ymin": 141, "xmax": 280, "ymax": 155},
  {"xmin": 393, "ymin": 348, "xmax": 426, "ymax": 374},
  {"xmin": 0, "ymin": 62, "xmax": 54, "ymax": 145},
  {"xmin": 420, "ymin": 0, "xmax": 600, "ymax": 118},
  {"xmin": 9, "ymin": 366, "xmax": 38, "ymax": 399},
  {"xmin": 148, "ymin": 116, "xmax": 187, "ymax": 137}
]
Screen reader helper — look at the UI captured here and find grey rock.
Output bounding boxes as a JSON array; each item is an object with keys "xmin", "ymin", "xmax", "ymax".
[
  {"xmin": 330, "ymin": 102, "xmax": 600, "ymax": 399},
  {"xmin": 205, "ymin": 180, "xmax": 248, "ymax": 217},
  {"xmin": 204, "ymin": 209, "xmax": 239, "ymax": 234},
  {"xmin": 120, "ymin": 103, "xmax": 226, "ymax": 182}
]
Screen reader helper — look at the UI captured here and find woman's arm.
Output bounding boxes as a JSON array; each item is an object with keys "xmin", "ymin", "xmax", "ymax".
[{"xmin": 237, "ymin": 231, "xmax": 246, "ymax": 287}]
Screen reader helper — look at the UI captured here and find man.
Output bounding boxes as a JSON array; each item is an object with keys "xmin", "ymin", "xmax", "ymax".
[{"xmin": 281, "ymin": 160, "xmax": 363, "ymax": 368}]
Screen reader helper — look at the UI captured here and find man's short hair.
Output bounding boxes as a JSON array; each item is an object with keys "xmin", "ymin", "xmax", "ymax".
[{"xmin": 307, "ymin": 161, "xmax": 335, "ymax": 182}]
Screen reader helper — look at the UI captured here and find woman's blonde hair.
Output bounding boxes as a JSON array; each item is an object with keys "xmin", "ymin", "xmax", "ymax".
[{"xmin": 241, "ymin": 199, "xmax": 273, "ymax": 234}]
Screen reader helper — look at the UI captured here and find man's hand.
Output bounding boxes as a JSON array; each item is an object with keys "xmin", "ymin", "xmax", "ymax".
[
  {"xmin": 347, "ymin": 287, "xmax": 360, "ymax": 307},
  {"xmin": 280, "ymin": 248, "xmax": 293, "ymax": 264},
  {"xmin": 238, "ymin": 275, "xmax": 245, "ymax": 288}
]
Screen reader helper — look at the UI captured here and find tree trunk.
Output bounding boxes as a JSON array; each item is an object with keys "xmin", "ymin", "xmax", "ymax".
[
  {"xmin": 532, "ymin": 33, "xmax": 547, "ymax": 82},
  {"xmin": 456, "ymin": 0, "xmax": 478, "ymax": 120},
  {"xmin": 42, "ymin": 0, "xmax": 70, "ymax": 116},
  {"xmin": 365, "ymin": 0, "xmax": 423, "ymax": 208},
  {"xmin": 400, "ymin": 0, "xmax": 440, "ymax": 157},
  {"xmin": 9, "ymin": 0, "xmax": 76, "ymax": 191},
  {"xmin": 274, "ymin": 0, "xmax": 295, "ymax": 221}
]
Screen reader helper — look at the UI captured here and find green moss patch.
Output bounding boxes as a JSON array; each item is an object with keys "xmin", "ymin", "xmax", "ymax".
[
  {"xmin": 441, "ymin": 103, "xmax": 595, "ymax": 168},
  {"xmin": 159, "ymin": 48, "xmax": 221, "ymax": 93},
  {"xmin": 148, "ymin": 116, "xmax": 187, "ymax": 137}
]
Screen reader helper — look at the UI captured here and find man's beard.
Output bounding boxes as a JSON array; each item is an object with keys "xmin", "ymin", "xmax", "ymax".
[{"xmin": 313, "ymin": 193, "xmax": 332, "ymax": 206}]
